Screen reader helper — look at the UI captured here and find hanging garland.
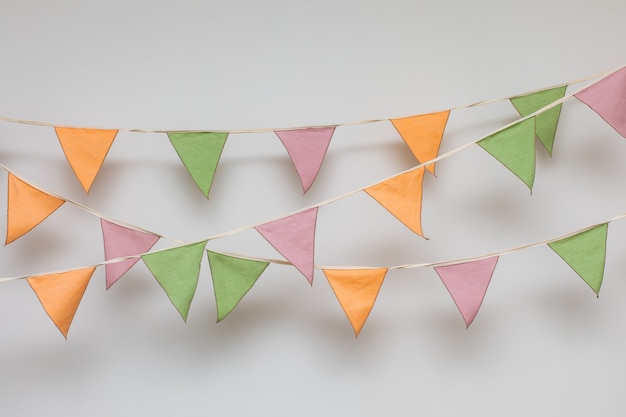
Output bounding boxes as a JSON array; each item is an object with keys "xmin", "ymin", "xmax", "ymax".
[{"xmin": 1, "ymin": 65, "xmax": 625, "ymax": 338}]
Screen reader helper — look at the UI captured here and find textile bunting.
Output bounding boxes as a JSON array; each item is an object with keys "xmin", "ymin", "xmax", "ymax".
[
  {"xmin": 364, "ymin": 166, "xmax": 426, "ymax": 237},
  {"xmin": 27, "ymin": 267, "xmax": 95, "ymax": 338},
  {"xmin": 477, "ymin": 118, "xmax": 536, "ymax": 190},
  {"xmin": 390, "ymin": 110, "xmax": 450, "ymax": 175},
  {"xmin": 275, "ymin": 127, "xmax": 335, "ymax": 193},
  {"xmin": 434, "ymin": 256, "xmax": 499, "ymax": 327},
  {"xmin": 6, "ymin": 174, "xmax": 65, "ymax": 244},
  {"xmin": 255, "ymin": 207, "xmax": 318, "ymax": 285},
  {"xmin": 101, "ymin": 219, "xmax": 160, "ymax": 289},
  {"xmin": 548, "ymin": 224, "xmax": 608, "ymax": 295},
  {"xmin": 54, "ymin": 127, "xmax": 118, "ymax": 192},
  {"xmin": 510, "ymin": 86, "xmax": 567, "ymax": 155},
  {"xmin": 207, "ymin": 251, "xmax": 269, "ymax": 322},
  {"xmin": 323, "ymin": 268, "xmax": 388, "ymax": 337},
  {"xmin": 141, "ymin": 240, "xmax": 208, "ymax": 321},
  {"xmin": 575, "ymin": 67, "xmax": 626, "ymax": 138},
  {"xmin": 167, "ymin": 132, "xmax": 228, "ymax": 198}
]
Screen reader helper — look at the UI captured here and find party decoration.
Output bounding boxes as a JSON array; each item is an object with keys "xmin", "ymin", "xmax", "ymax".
[
  {"xmin": 6, "ymin": 174, "xmax": 65, "ymax": 244},
  {"xmin": 364, "ymin": 167, "xmax": 426, "ymax": 237},
  {"xmin": 27, "ymin": 267, "xmax": 95, "ymax": 338},
  {"xmin": 255, "ymin": 208, "xmax": 318, "ymax": 284},
  {"xmin": 275, "ymin": 127, "xmax": 336, "ymax": 193},
  {"xmin": 477, "ymin": 118, "xmax": 536, "ymax": 190},
  {"xmin": 167, "ymin": 132, "xmax": 228, "ymax": 198},
  {"xmin": 323, "ymin": 268, "xmax": 388, "ymax": 337},
  {"xmin": 434, "ymin": 257, "xmax": 498, "ymax": 327},
  {"xmin": 510, "ymin": 86, "xmax": 567, "ymax": 155},
  {"xmin": 54, "ymin": 127, "xmax": 118, "ymax": 192},
  {"xmin": 141, "ymin": 240, "xmax": 208, "ymax": 321},
  {"xmin": 100, "ymin": 219, "xmax": 160, "ymax": 289},
  {"xmin": 207, "ymin": 251, "xmax": 269, "ymax": 322},
  {"xmin": 548, "ymin": 224, "xmax": 608, "ymax": 295},
  {"xmin": 575, "ymin": 67, "xmax": 626, "ymax": 138},
  {"xmin": 390, "ymin": 110, "xmax": 450, "ymax": 175}
]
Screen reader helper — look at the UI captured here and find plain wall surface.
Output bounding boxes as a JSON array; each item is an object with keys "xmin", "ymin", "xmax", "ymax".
[{"xmin": 1, "ymin": 1, "xmax": 626, "ymax": 416}]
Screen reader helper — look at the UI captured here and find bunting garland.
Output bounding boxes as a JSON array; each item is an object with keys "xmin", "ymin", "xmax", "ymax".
[{"xmin": 0, "ymin": 65, "xmax": 625, "ymax": 338}]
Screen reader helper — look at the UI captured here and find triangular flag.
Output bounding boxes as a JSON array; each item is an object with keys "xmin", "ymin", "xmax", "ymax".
[
  {"xmin": 167, "ymin": 132, "xmax": 228, "ymax": 198},
  {"xmin": 141, "ymin": 240, "xmax": 207, "ymax": 321},
  {"xmin": 477, "ymin": 118, "xmax": 536, "ymax": 190},
  {"xmin": 101, "ymin": 219, "xmax": 160, "ymax": 289},
  {"xmin": 548, "ymin": 223, "xmax": 608, "ymax": 296},
  {"xmin": 6, "ymin": 174, "xmax": 65, "ymax": 244},
  {"xmin": 434, "ymin": 257, "xmax": 499, "ymax": 327},
  {"xmin": 207, "ymin": 251, "xmax": 269, "ymax": 322},
  {"xmin": 575, "ymin": 67, "xmax": 626, "ymax": 138},
  {"xmin": 390, "ymin": 110, "xmax": 450, "ymax": 175},
  {"xmin": 323, "ymin": 268, "xmax": 387, "ymax": 337},
  {"xmin": 275, "ymin": 127, "xmax": 336, "ymax": 193},
  {"xmin": 255, "ymin": 207, "xmax": 318, "ymax": 284},
  {"xmin": 364, "ymin": 167, "xmax": 426, "ymax": 237},
  {"xmin": 54, "ymin": 127, "xmax": 118, "ymax": 192},
  {"xmin": 511, "ymin": 86, "xmax": 567, "ymax": 155},
  {"xmin": 27, "ymin": 267, "xmax": 95, "ymax": 338}
]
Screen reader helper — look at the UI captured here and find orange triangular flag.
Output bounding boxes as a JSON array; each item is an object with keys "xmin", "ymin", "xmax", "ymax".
[
  {"xmin": 390, "ymin": 110, "xmax": 450, "ymax": 175},
  {"xmin": 27, "ymin": 267, "xmax": 95, "ymax": 338},
  {"xmin": 364, "ymin": 167, "xmax": 426, "ymax": 237},
  {"xmin": 55, "ymin": 127, "xmax": 118, "ymax": 192},
  {"xmin": 6, "ymin": 174, "xmax": 65, "ymax": 244},
  {"xmin": 323, "ymin": 268, "xmax": 388, "ymax": 337}
]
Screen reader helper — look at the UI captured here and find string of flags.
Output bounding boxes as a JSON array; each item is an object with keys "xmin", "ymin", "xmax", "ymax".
[{"xmin": 1, "ymin": 65, "xmax": 625, "ymax": 339}]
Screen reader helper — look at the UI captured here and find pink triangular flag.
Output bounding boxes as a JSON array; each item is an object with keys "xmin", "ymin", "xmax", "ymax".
[
  {"xmin": 575, "ymin": 67, "xmax": 626, "ymax": 138},
  {"xmin": 101, "ymin": 219, "xmax": 160, "ymax": 289},
  {"xmin": 275, "ymin": 127, "xmax": 335, "ymax": 193},
  {"xmin": 434, "ymin": 257, "xmax": 498, "ymax": 327},
  {"xmin": 255, "ymin": 207, "xmax": 318, "ymax": 284}
]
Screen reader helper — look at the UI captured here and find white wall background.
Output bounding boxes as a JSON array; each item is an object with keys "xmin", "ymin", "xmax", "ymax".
[{"xmin": 1, "ymin": 1, "xmax": 626, "ymax": 416}]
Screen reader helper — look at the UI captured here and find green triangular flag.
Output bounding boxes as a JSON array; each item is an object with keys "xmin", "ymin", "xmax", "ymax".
[
  {"xmin": 142, "ymin": 240, "xmax": 208, "ymax": 321},
  {"xmin": 167, "ymin": 132, "xmax": 228, "ymax": 198},
  {"xmin": 478, "ymin": 118, "xmax": 536, "ymax": 190},
  {"xmin": 207, "ymin": 251, "xmax": 269, "ymax": 322},
  {"xmin": 548, "ymin": 224, "xmax": 608, "ymax": 296},
  {"xmin": 510, "ymin": 86, "xmax": 567, "ymax": 156}
]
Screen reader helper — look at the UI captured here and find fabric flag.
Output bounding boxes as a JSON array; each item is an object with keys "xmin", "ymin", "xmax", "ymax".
[
  {"xmin": 275, "ymin": 127, "xmax": 335, "ymax": 193},
  {"xmin": 548, "ymin": 223, "xmax": 608, "ymax": 296},
  {"xmin": 323, "ymin": 268, "xmax": 388, "ymax": 337},
  {"xmin": 54, "ymin": 127, "xmax": 118, "ymax": 193},
  {"xmin": 255, "ymin": 207, "xmax": 318, "ymax": 285},
  {"xmin": 477, "ymin": 118, "xmax": 536, "ymax": 191},
  {"xmin": 364, "ymin": 167, "xmax": 426, "ymax": 237},
  {"xmin": 141, "ymin": 240, "xmax": 207, "ymax": 321},
  {"xmin": 101, "ymin": 219, "xmax": 160, "ymax": 289},
  {"xmin": 207, "ymin": 251, "xmax": 269, "ymax": 322},
  {"xmin": 434, "ymin": 256, "xmax": 499, "ymax": 327},
  {"xmin": 167, "ymin": 132, "xmax": 228, "ymax": 198},
  {"xmin": 575, "ymin": 67, "xmax": 626, "ymax": 138},
  {"xmin": 6, "ymin": 173, "xmax": 65, "ymax": 244},
  {"xmin": 390, "ymin": 110, "xmax": 450, "ymax": 175},
  {"xmin": 27, "ymin": 267, "xmax": 95, "ymax": 338},
  {"xmin": 510, "ymin": 86, "xmax": 567, "ymax": 155}
]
